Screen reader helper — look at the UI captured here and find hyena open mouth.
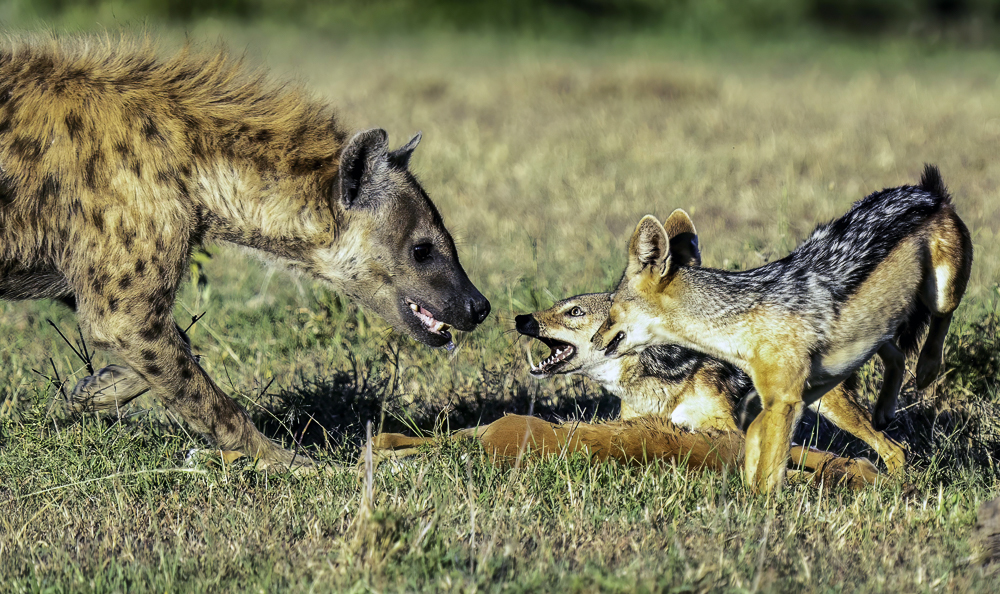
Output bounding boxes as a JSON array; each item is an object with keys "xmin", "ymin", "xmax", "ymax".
[
  {"xmin": 407, "ymin": 299, "xmax": 453, "ymax": 343},
  {"xmin": 528, "ymin": 337, "xmax": 576, "ymax": 376}
]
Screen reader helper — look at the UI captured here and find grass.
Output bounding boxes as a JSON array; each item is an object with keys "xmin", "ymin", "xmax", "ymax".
[{"xmin": 1, "ymin": 24, "xmax": 1000, "ymax": 591}]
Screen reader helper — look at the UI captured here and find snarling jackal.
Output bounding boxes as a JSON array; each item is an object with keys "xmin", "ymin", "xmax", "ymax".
[
  {"xmin": 374, "ymin": 286, "xmax": 888, "ymax": 489},
  {"xmin": 0, "ymin": 36, "xmax": 490, "ymax": 470},
  {"xmin": 515, "ymin": 291, "xmax": 904, "ymax": 474},
  {"xmin": 595, "ymin": 166, "xmax": 972, "ymax": 492}
]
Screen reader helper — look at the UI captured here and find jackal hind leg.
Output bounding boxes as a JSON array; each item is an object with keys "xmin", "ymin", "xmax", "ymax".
[
  {"xmin": 915, "ymin": 313, "xmax": 952, "ymax": 390},
  {"xmin": 916, "ymin": 209, "xmax": 973, "ymax": 390},
  {"xmin": 872, "ymin": 342, "xmax": 906, "ymax": 432},
  {"xmin": 810, "ymin": 381, "xmax": 907, "ymax": 475}
]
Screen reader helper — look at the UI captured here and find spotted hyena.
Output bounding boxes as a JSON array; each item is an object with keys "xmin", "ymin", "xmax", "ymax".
[{"xmin": 0, "ymin": 35, "xmax": 490, "ymax": 471}]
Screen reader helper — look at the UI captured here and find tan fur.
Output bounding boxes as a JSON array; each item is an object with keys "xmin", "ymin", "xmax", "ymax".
[{"xmin": 373, "ymin": 415, "xmax": 880, "ymax": 490}]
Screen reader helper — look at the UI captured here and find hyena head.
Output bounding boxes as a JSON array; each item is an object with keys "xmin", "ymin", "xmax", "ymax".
[
  {"xmin": 315, "ymin": 129, "xmax": 490, "ymax": 348},
  {"xmin": 593, "ymin": 209, "xmax": 700, "ymax": 357},
  {"xmin": 514, "ymin": 293, "xmax": 614, "ymax": 378}
]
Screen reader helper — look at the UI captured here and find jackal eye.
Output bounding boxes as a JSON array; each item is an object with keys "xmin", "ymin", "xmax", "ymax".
[
  {"xmin": 413, "ymin": 243, "xmax": 433, "ymax": 263},
  {"xmin": 567, "ymin": 306, "xmax": 584, "ymax": 317}
]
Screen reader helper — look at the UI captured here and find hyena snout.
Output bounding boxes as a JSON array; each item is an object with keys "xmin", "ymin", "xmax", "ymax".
[
  {"xmin": 514, "ymin": 314, "xmax": 539, "ymax": 337},
  {"xmin": 467, "ymin": 293, "xmax": 491, "ymax": 326}
]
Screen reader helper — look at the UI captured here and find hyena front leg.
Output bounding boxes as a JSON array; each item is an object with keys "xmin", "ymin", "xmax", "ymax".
[
  {"xmin": 69, "ymin": 323, "xmax": 192, "ymax": 413},
  {"xmin": 69, "ymin": 257, "xmax": 306, "ymax": 471}
]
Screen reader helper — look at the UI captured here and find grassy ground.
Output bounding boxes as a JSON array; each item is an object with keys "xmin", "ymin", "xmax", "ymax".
[{"xmin": 1, "ymin": 25, "xmax": 1000, "ymax": 591}]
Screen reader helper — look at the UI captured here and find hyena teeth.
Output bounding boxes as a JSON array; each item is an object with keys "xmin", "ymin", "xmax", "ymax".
[{"xmin": 410, "ymin": 303, "xmax": 419, "ymax": 312}]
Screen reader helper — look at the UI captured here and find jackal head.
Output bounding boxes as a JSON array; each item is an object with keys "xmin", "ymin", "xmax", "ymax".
[
  {"xmin": 316, "ymin": 129, "xmax": 490, "ymax": 348},
  {"xmin": 514, "ymin": 293, "xmax": 614, "ymax": 378},
  {"xmin": 593, "ymin": 209, "xmax": 699, "ymax": 357}
]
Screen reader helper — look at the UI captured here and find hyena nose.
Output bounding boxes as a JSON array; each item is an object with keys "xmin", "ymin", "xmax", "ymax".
[
  {"xmin": 467, "ymin": 295, "xmax": 491, "ymax": 325},
  {"xmin": 514, "ymin": 314, "xmax": 539, "ymax": 337}
]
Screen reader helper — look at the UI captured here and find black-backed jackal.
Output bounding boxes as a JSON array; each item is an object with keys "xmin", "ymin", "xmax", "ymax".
[
  {"xmin": 0, "ymin": 36, "xmax": 490, "ymax": 471},
  {"xmin": 594, "ymin": 166, "xmax": 972, "ymax": 492},
  {"xmin": 374, "ymin": 285, "xmax": 889, "ymax": 489},
  {"xmin": 515, "ymin": 291, "xmax": 904, "ymax": 474}
]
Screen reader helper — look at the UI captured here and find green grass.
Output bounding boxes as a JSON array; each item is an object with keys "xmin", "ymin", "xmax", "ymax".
[{"xmin": 1, "ymin": 25, "xmax": 1000, "ymax": 591}]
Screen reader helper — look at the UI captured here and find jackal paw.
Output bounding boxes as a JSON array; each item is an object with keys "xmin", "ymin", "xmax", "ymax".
[
  {"xmin": 871, "ymin": 405, "xmax": 896, "ymax": 432},
  {"xmin": 70, "ymin": 365, "xmax": 150, "ymax": 412},
  {"xmin": 915, "ymin": 355, "xmax": 944, "ymax": 390},
  {"xmin": 820, "ymin": 457, "xmax": 881, "ymax": 490}
]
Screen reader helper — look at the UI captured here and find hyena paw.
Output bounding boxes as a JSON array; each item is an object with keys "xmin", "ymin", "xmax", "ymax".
[
  {"xmin": 914, "ymin": 354, "xmax": 944, "ymax": 390},
  {"xmin": 69, "ymin": 365, "xmax": 150, "ymax": 412}
]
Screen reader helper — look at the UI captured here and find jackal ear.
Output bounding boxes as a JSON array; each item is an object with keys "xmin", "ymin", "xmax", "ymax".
[
  {"xmin": 627, "ymin": 215, "xmax": 669, "ymax": 277},
  {"xmin": 339, "ymin": 128, "xmax": 389, "ymax": 209},
  {"xmin": 663, "ymin": 209, "xmax": 701, "ymax": 267},
  {"xmin": 387, "ymin": 132, "xmax": 422, "ymax": 169}
]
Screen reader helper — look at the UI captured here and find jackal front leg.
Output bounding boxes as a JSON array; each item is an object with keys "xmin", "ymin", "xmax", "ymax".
[{"xmin": 744, "ymin": 368, "xmax": 806, "ymax": 494}]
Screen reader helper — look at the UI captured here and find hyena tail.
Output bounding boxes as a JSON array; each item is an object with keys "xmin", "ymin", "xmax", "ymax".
[{"xmin": 919, "ymin": 163, "xmax": 951, "ymax": 203}]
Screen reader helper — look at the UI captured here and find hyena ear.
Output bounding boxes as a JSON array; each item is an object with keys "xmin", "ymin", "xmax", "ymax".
[
  {"xmin": 339, "ymin": 128, "xmax": 389, "ymax": 209},
  {"xmin": 627, "ymin": 215, "xmax": 669, "ymax": 277},
  {"xmin": 387, "ymin": 132, "xmax": 422, "ymax": 169},
  {"xmin": 663, "ymin": 208, "xmax": 701, "ymax": 267}
]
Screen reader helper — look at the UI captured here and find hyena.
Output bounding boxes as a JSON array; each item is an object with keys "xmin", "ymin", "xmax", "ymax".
[
  {"xmin": 594, "ymin": 166, "xmax": 972, "ymax": 492},
  {"xmin": 0, "ymin": 36, "xmax": 490, "ymax": 471}
]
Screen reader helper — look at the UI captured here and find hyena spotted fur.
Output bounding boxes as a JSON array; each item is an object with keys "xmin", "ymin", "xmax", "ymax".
[{"xmin": 0, "ymin": 35, "xmax": 490, "ymax": 470}]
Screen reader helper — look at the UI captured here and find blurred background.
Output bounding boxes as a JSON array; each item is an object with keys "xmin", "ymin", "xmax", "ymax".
[
  {"xmin": 1, "ymin": 0, "xmax": 998, "ymax": 463},
  {"xmin": 6, "ymin": 0, "xmax": 1000, "ymax": 42}
]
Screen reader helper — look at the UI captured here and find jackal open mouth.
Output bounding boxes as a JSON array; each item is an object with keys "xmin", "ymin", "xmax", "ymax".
[
  {"xmin": 406, "ymin": 299, "xmax": 453, "ymax": 345},
  {"xmin": 528, "ymin": 337, "xmax": 576, "ymax": 376}
]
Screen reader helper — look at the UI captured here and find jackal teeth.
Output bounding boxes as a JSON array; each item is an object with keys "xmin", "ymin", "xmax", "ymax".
[{"xmin": 529, "ymin": 343, "xmax": 575, "ymax": 374}]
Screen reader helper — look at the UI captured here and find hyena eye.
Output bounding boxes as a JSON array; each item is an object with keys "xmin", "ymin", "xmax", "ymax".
[
  {"xmin": 567, "ymin": 306, "xmax": 584, "ymax": 317},
  {"xmin": 413, "ymin": 243, "xmax": 433, "ymax": 263}
]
